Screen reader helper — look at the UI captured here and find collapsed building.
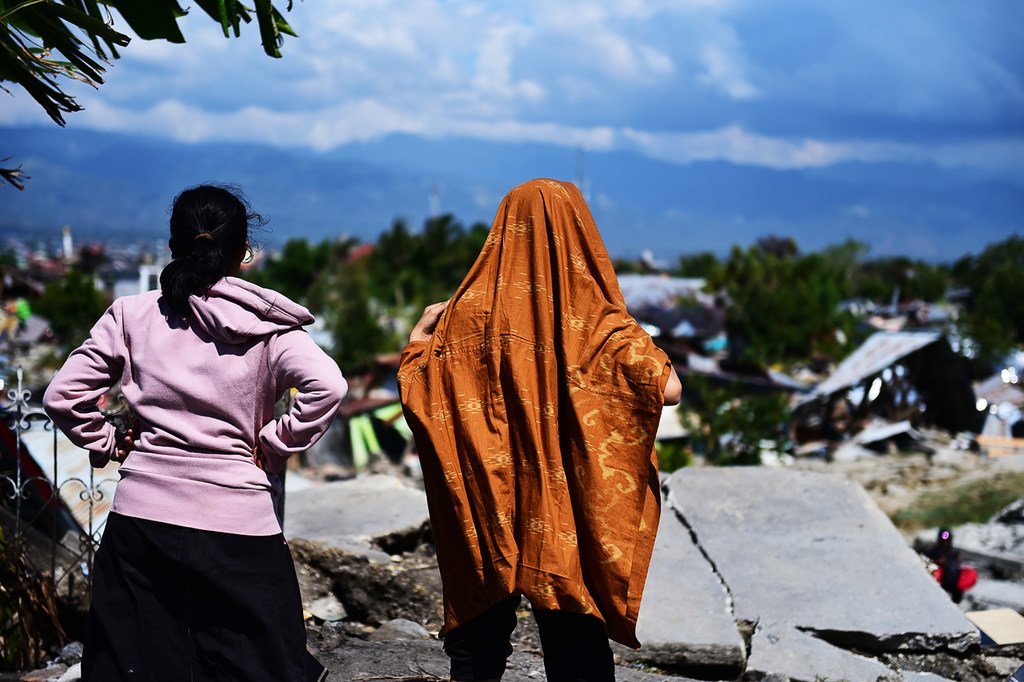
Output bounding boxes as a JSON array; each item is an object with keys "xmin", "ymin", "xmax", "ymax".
[{"xmin": 792, "ymin": 331, "xmax": 981, "ymax": 443}]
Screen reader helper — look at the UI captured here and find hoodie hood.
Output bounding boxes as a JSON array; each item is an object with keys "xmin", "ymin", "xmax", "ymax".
[{"xmin": 186, "ymin": 276, "xmax": 314, "ymax": 344}]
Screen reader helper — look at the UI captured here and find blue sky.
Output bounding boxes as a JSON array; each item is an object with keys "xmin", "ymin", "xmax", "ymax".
[{"xmin": 2, "ymin": 0, "xmax": 1022, "ymax": 180}]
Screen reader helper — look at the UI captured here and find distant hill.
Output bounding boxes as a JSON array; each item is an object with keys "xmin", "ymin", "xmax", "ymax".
[{"xmin": 1, "ymin": 126, "xmax": 1020, "ymax": 260}]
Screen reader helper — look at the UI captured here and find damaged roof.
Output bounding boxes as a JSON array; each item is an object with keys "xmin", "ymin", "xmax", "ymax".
[
  {"xmin": 804, "ymin": 331, "xmax": 941, "ymax": 401},
  {"xmin": 617, "ymin": 274, "xmax": 707, "ymax": 310}
]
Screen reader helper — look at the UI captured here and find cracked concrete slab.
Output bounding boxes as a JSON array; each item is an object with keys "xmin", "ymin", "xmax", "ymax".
[
  {"xmin": 619, "ymin": 499, "xmax": 747, "ymax": 675},
  {"xmin": 664, "ymin": 467, "xmax": 978, "ymax": 680},
  {"xmin": 746, "ymin": 623, "xmax": 896, "ymax": 681},
  {"xmin": 284, "ymin": 474, "xmax": 429, "ymax": 562}
]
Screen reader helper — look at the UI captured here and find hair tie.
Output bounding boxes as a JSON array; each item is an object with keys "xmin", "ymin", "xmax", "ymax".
[{"xmin": 194, "ymin": 233, "xmax": 214, "ymax": 241}]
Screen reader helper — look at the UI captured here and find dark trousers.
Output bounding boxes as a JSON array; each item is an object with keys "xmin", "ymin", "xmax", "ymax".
[
  {"xmin": 443, "ymin": 594, "xmax": 615, "ymax": 681},
  {"xmin": 84, "ymin": 512, "xmax": 326, "ymax": 682}
]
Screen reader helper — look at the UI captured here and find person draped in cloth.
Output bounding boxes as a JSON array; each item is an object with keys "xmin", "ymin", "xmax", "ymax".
[
  {"xmin": 43, "ymin": 185, "xmax": 347, "ymax": 682},
  {"xmin": 398, "ymin": 178, "xmax": 682, "ymax": 681}
]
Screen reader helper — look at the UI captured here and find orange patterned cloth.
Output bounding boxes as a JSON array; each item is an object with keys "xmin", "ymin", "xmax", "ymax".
[{"xmin": 398, "ymin": 179, "xmax": 670, "ymax": 648}]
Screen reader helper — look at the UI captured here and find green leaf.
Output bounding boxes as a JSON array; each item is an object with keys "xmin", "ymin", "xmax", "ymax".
[
  {"xmin": 254, "ymin": 0, "xmax": 281, "ymax": 58},
  {"xmin": 272, "ymin": 7, "xmax": 295, "ymax": 37},
  {"xmin": 106, "ymin": 0, "xmax": 185, "ymax": 42}
]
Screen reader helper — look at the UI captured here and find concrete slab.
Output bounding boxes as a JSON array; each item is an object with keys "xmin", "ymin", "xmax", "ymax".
[
  {"xmin": 623, "ymin": 499, "xmax": 746, "ymax": 674},
  {"xmin": 284, "ymin": 474, "xmax": 429, "ymax": 562},
  {"xmin": 666, "ymin": 468, "xmax": 977, "ymax": 655},
  {"xmin": 746, "ymin": 623, "xmax": 895, "ymax": 681}
]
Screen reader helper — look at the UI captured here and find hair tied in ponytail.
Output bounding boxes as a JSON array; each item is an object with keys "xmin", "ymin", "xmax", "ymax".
[{"xmin": 161, "ymin": 184, "xmax": 262, "ymax": 318}]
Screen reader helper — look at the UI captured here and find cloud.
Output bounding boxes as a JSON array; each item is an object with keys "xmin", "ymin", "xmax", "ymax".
[
  {"xmin": 699, "ymin": 43, "xmax": 757, "ymax": 100},
  {"xmin": 0, "ymin": 0, "xmax": 1020, "ymax": 179}
]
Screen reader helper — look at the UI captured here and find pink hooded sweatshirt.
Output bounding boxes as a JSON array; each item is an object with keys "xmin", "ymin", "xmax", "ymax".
[{"xmin": 43, "ymin": 277, "xmax": 347, "ymax": 536}]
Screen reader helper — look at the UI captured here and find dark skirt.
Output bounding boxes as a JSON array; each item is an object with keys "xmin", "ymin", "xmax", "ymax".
[{"xmin": 83, "ymin": 512, "xmax": 327, "ymax": 682}]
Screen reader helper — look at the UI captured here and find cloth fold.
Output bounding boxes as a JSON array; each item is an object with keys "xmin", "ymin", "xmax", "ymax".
[{"xmin": 399, "ymin": 178, "xmax": 669, "ymax": 647}]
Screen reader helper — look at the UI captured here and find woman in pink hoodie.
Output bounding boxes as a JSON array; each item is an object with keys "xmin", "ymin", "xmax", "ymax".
[{"xmin": 43, "ymin": 185, "xmax": 347, "ymax": 682}]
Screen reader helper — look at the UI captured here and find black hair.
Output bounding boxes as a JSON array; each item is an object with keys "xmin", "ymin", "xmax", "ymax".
[{"xmin": 159, "ymin": 184, "xmax": 264, "ymax": 317}]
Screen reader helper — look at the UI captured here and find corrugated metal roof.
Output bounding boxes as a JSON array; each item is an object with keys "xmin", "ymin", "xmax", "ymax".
[
  {"xmin": 806, "ymin": 331, "xmax": 941, "ymax": 400},
  {"xmin": 19, "ymin": 426, "xmax": 119, "ymax": 539}
]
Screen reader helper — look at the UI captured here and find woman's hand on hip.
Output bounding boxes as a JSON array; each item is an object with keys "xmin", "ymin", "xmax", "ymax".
[
  {"xmin": 409, "ymin": 300, "xmax": 449, "ymax": 344},
  {"xmin": 112, "ymin": 426, "xmax": 135, "ymax": 463}
]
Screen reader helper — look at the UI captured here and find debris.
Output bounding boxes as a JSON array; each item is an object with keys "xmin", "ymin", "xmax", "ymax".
[{"xmin": 367, "ymin": 619, "xmax": 431, "ymax": 642}]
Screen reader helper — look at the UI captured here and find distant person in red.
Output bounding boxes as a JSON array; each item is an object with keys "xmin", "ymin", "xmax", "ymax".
[{"xmin": 925, "ymin": 527, "xmax": 976, "ymax": 604}]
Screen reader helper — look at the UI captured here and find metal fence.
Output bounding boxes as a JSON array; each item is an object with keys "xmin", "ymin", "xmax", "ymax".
[
  {"xmin": 1, "ymin": 367, "xmax": 110, "ymax": 600},
  {"xmin": 1, "ymin": 367, "xmax": 291, "ymax": 601}
]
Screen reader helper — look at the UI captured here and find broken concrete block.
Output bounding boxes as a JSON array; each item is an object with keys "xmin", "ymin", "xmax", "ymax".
[
  {"xmin": 620, "ymin": 497, "xmax": 746, "ymax": 676},
  {"xmin": 746, "ymin": 624, "xmax": 896, "ymax": 681},
  {"xmin": 284, "ymin": 474, "xmax": 430, "ymax": 562},
  {"xmin": 666, "ymin": 467, "xmax": 978, "ymax": 660}
]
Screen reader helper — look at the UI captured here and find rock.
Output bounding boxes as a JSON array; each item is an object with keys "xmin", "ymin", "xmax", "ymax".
[
  {"xmin": 619, "ymin": 497, "xmax": 746, "ymax": 676},
  {"xmin": 307, "ymin": 594, "xmax": 347, "ymax": 622},
  {"xmin": 367, "ymin": 618, "xmax": 431, "ymax": 641},
  {"xmin": 54, "ymin": 664, "xmax": 80, "ymax": 682},
  {"xmin": 662, "ymin": 467, "xmax": 979, "ymax": 680},
  {"xmin": 19, "ymin": 664, "xmax": 66, "ymax": 682},
  {"xmin": 284, "ymin": 474, "xmax": 430, "ymax": 562},
  {"xmin": 290, "ymin": 539, "xmax": 443, "ymax": 628},
  {"xmin": 58, "ymin": 642, "xmax": 83, "ymax": 665},
  {"xmin": 985, "ymin": 656, "xmax": 1023, "ymax": 677}
]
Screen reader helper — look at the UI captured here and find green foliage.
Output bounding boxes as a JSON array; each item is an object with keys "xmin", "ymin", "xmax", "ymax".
[
  {"xmin": 712, "ymin": 242, "xmax": 853, "ymax": 363},
  {"xmin": 34, "ymin": 268, "xmax": 108, "ymax": 348},
  {"xmin": 247, "ymin": 238, "xmax": 333, "ymax": 305},
  {"xmin": 854, "ymin": 256, "xmax": 949, "ymax": 303},
  {"xmin": 0, "ymin": 0, "xmax": 296, "ymax": 189},
  {"xmin": 684, "ymin": 377, "xmax": 790, "ymax": 466},
  {"xmin": 321, "ymin": 256, "xmax": 397, "ymax": 373},
  {"xmin": 952, "ymin": 236, "xmax": 1024, "ymax": 365},
  {"xmin": 610, "ymin": 258, "xmax": 644, "ymax": 274},
  {"xmin": 676, "ymin": 251, "xmax": 721, "ymax": 279},
  {"xmin": 891, "ymin": 472, "xmax": 1024, "ymax": 531},
  {"xmin": 248, "ymin": 214, "xmax": 489, "ymax": 373},
  {"xmin": 655, "ymin": 439, "xmax": 692, "ymax": 472}
]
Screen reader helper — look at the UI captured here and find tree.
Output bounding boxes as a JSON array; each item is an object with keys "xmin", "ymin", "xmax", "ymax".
[
  {"xmin": 712, "ymin": 243, "xmax": 853, "ymax": 364},
  {"xmin": 34, "ymin": 268, "xmax": 107, "ymax": 347},
  {"xmin": 952, "ymin": 235, "xmax": 1024, "ymax": 366},
  {"xmin": 246, "ymin": 238, "xmax": 332, "ymax": 305},
  {"xmin": 684, "ymin": 376, "xmax": 790, "ymax": 466},
  {"xmin": 676, "ymin": 251, "xmax": 721, "ymax": 279},
  {"xmin": 854, "ymin": 256, "xmax": 949, "ymax": 303},
  {"xmin": 0, "ymin": 0, "xmax": 297, "ymax": 188}
]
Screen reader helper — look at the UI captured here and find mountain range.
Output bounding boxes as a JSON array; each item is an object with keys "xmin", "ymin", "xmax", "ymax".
[{"xmin": 1, "ymin": 126, "xmax": 1020, "ymax": 261}]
